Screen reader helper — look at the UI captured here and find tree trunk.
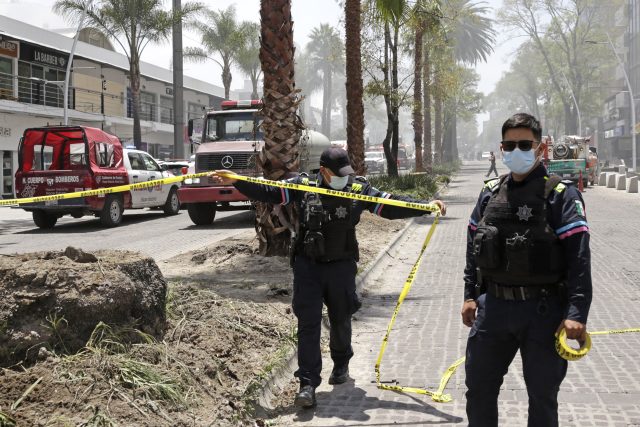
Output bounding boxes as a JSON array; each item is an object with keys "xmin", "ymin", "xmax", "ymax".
[
  {"xmin": 250, "ymin": 72, "xmax": 259, "ymax": 99},
  {"xmin": 322, "ymin": 66, "xmax": 332, "ymax": 138},
  {"xmin": 222, "ymin": 61, "xmax": 232, "ymax": 100},
  {"xmin": 442, "ymin": 104, "xmax": 454, "ymax": 163},
  {"xmin": 390, "ymin": 23, "xmax": 400, "ymax": 176},
  {"xmin": 423, "ymin": 47, "xmax": 432, "ymax": 172},
  {"xmin": 382, "ymin": 22, "xmax": 397, "ymax": 176},
  {"xmin": 413, "ymin": 19, "xmax": 424, "ymax": 172},
  {"xmin": 345, "ymin": 0, "xmax": 365, "ymax": 175},
  {"xmin": 257, "ymin": 0, "xmax": 302, "ymax": 256},
  {"xmin": 434, "ymin": 89, "xmax": 442, "ymax": 164},
  {"xmin": 130, "ymin": 54, "xmax": 142, "ymax": 150}
]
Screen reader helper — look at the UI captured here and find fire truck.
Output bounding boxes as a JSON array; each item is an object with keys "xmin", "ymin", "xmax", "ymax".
[
  {"xmin": 178, "ymin": 100, "xmax": 331, "ymax": 225},
  {"xmin": 544, "ymin": 135, "xmax": 594, "ymax": 188}
]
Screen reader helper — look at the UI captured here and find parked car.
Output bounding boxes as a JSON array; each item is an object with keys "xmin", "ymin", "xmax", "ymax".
[
  {"xmin": 15, "ymin": 126, "xmax": 180, "ymax": 229},
  {"xmin": 365, "ymin": 151, "xmax": 386, "ymax": 174},
  {"xmin": 158, "ymin": 160, "xmax": 191, "ymax": 177}
]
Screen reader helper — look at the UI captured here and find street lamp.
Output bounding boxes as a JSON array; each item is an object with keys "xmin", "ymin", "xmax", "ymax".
[
  {"xmin": 63, "ymin": 0, "xmax": 94, "ymax": 126},
  {"xmin": 586, "ymin": 32, "xmax": 636, "ymax": 172}
]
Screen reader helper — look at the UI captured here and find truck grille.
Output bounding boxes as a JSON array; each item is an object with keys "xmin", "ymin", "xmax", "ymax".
[{"xmin": 196, "ymin": 153, "xmax": 257, "ymax": 172}]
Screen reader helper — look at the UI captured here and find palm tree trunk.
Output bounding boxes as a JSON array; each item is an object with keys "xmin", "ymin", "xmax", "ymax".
[
  {"xmin": 257, "ymin": 0, "xmax": 302, "ymax": 256},
  {"xmin": 390, "ymin": 23, "xmax": 400, "ymax": 176},
  {"xmin": 423, "ymin": 47, "xmax": 432, "ymax": 172},
  {"xmin": 413, "ymin": 18, "xmax": 424, "ymax": 172},
  {"xmin": 434, "ymin": 63, "xmax": 442, "ymax": 165},
  {"xmin": 130, "ymin": 53, "xmax": 142, "ymax": 149},
  {"xmin": 345, "ymin": 0, "xmax": 365, "ymax": 175},
  {"xmin": 222, "ymin": 61, "xmax": 232, "ymax": 99},
  {"xmin": 382, "ymin": 22, "xmax": 397, "ymax": 176}
]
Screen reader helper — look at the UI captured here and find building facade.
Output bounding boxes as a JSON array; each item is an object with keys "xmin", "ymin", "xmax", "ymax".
[{"xmin": 0, "ymin": 15, "xmax": 230, "ymax": 198}]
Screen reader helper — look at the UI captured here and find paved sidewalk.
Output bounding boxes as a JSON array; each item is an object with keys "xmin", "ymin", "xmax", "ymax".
[{"xmin": 275, "ymin": 161, "xmax": 640, "ymax": 426}]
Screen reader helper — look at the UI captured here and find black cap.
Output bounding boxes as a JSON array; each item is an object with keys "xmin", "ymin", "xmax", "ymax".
[{"xmin": 319, "ymin": 147, "xmax": 355, "ymax": 177}]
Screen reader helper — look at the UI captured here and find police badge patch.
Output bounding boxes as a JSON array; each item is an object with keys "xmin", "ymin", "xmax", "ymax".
[
  {"xmin": 335, "ymin": 206, "xmax": 348, "ymax": 219},
  {"xmin": 516, "ymin": 205, "xmax": 533, "ymax": 221}
]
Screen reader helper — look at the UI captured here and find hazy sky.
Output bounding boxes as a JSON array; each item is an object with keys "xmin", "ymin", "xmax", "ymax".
[{"xmin": 0, "ymin": 0, "xmax": 521, "ymax": 96}]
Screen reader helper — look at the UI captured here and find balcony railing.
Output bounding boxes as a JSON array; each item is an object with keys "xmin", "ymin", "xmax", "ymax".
[{"xmin": 0, "ymin": 71, "xmax": 128, "ymax": 118}]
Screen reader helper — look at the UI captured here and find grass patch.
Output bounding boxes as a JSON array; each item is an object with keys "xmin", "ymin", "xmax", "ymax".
[{"xmin": 0, "ymin": 409, "xmax": 16, "ymax": 427}]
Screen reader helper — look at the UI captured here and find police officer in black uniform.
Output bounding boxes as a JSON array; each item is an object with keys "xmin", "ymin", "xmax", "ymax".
[
  {"xmin": 462, "ymin": 113, "xmax": 592, "ymax": 426},
  {"xmin": 211, "ymin": 147, "xmax": 446, "ymax": 408}
]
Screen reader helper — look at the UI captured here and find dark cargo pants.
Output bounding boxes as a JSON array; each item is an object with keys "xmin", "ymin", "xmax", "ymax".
[
  {"xmin": 292, "ymin": 255, "xmax": 360, "ymax": 387},
  {"xmin": 465, "ymin": 293, "xmax": 568, "ymax": 427}
]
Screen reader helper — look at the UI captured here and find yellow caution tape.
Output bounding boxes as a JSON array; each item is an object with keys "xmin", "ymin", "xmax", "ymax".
[
  {"xmin": 555, "ymin": 327, "xmax": 640, "ymax": 361},
  {"xmin": 555, "ymin": 328, "xmax": 592, "ymax": 361},
  {"xmin": 218, "ymin": 171, "xmax": 441, "ymax": 214},
  {"xmin": 0, "ymin": 173, "xmax": 211, "ymax": 206},
  {"xmin": 373, "ymin": 213, "xmax": 449, "ymax": 401}
]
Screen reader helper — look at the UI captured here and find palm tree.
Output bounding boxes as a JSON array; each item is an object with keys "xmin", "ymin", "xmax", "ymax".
[
  {"xmin": 54, "ymin": 0, "xmax": 201, "ymax": 149},
  {"xmin": 345, "ymin": 0, "xmax": 366, "ymax": 174},
  {"xmin": 306, "ymin": 24, "xmax": 344, "ymax": 139},
  {"xmin": 295, "ymin": 49, "xmax": 324, "ymax": 125},
  {"xmin": 257, "ymin": 0, "xmax": 302, "ymax": 256},
  {"xmin": 186, "ymin": 5, "xmax": 248, "ymax": 99},
  {"xmin": 236, "ymin": 22, "xmax": 261, "ymax": 99}
]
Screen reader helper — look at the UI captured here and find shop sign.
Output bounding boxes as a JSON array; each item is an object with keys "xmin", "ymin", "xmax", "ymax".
[
  {"xmin": 19, "ymin": 43, "xmax": 69, "ymax": 69},
  {"xmin": 165, "ymin": 87, "xmax": 173, "ymax": 96},
  {"xmin": 0, "ymin": 127, "xmax": 11, "ymax": 137},
  {"xmin": 0, "ymin": 39, "xmax": 19, "ymax": 58},
  {"xmin": 604, "ymin": 126, "xmax": 624, "ymax": 139}
]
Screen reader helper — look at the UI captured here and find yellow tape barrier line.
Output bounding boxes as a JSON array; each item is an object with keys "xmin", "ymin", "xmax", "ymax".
[
  {"xmin": 0, "ymin": 173, "xmax": 212, "ymax": 207},
  {"xmin": 217, "ymin": 171, "xmax": 441, "ymax": 213},
  {"xmin": 373, "ymin": 214, "xmax": 452, "ymax": 401},
  {"xmin": 3, "ymin": 171, "xmax": 441, "ymax": 214}
]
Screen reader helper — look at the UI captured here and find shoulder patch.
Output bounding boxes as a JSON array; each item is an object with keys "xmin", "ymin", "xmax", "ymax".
[
  {"xmin": 483, "ymin": 178, "xmax": 500, "ymax": 191},
  {"xmin": 355, "ymin": 175, "xmax": 368, "ymax": 183},
  {"xmin": 301, "ymin": 177, "xmax": 317, "ymax": 186},
  {"xmin": 351, "ymin": 183, "xmax": 363, "ymax": 193}
]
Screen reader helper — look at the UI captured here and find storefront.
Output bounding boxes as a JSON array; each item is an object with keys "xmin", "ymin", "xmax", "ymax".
[
  {"xmin": 0, "ymin": 38, "xmax": 19, "ymax": 100},
  {"xmin": 17, "ymin": 43, "xmax": 69, "ymax": 108}
]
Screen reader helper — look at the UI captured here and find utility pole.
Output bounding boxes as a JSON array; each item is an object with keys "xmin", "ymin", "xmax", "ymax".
[
  {"xmin": 172, "ymin": 0, "xmax": 185, "ymax": 159},
  {"xmin": 63, "ymin": 0, "xmax": 92, "ymax": 125}
]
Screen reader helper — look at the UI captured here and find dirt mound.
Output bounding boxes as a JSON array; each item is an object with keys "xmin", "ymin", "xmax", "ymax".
[{"xmin": 0, "ymin": 247, "xmax": 167, "ymax": 367}]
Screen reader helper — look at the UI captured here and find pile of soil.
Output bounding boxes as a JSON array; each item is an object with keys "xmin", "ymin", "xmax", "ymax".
[
  {"xmin": 0, "ymin": 212, "xmax": 407, "ymax": 426},
  {"xmin": 0, "ymin": 247, "xmax": 166, "ymax": 367}
]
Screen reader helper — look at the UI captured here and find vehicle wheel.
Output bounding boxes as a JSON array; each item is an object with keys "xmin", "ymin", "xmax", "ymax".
[
  {"xmin": 187, "ymin": 203, "xmax": 216, "ymax": 225},
  {"xmin": 100, "ymin": 195, "xmax": 123, "ymax": 227},
  {"xmin": 163, "ymin": 187, "xmax": 180, "ymax": 215},
  {"xmin": 33, "ymin": 210, "xmax": 57, "ymax": 229}
]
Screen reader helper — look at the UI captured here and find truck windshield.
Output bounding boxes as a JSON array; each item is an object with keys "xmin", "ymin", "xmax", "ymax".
[{"xmin": 205, "ymin": 112, "xmax": 263, "ymax": 142}]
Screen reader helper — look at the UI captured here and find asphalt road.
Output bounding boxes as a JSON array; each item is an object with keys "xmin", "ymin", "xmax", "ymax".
[{"xmin": 0, "ymin": 206, "xmax": 255, "ymax": 261}]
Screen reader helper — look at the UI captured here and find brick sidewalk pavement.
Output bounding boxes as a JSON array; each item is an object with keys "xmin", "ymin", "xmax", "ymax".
[{"xmin": 274, "ymin": 161, "xmax": 640, "ymax": 427}]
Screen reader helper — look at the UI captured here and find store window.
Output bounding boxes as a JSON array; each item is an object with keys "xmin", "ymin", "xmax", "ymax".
[
  {"xmin": 160, "ymin": 96, "xmax": 173, "ymax": 124},
  {"xmin": 2, "ymin": 152, "xmax": 13, "ymax": 197},
  {"xmin": 0, "ymin": 57, "xmax": 13, "ymax": 99},
  {"xmin": 17, "ymin": 61, "xmax": 65, "ymax": 107},
  {"xmin": 140, "ymin": 91, "xmax": 156, "ymax": 121}
]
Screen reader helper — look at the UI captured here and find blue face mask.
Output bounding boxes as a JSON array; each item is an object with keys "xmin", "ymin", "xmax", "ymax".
[
  {"xmin": 502, "ymin": 148, "xmax": 537, "ymax": 174},
  {"xmin": 328, "ymin": 175, "xmax": 349, "ymax": 190}
]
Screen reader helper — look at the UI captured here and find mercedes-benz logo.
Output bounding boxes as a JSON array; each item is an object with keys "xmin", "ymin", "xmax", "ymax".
[{"xmin": 221, "ymin": 155, "xmax": 234, "ymax": 168}]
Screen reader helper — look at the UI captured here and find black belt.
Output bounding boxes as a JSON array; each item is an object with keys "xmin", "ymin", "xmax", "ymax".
[{"xmin": 487, "ymin": 282, "xmax": 559, "ymax": 301}]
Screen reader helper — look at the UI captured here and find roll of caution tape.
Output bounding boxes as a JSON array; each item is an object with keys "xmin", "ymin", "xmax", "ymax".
[{"xmin": 555, "ymin": 328, "xmax": 592, "ymax": 361}]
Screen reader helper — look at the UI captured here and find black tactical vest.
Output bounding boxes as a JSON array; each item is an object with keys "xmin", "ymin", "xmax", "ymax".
[
  {"xmin": 298, "ymin": 177, "xmax": 359, "ymax": 262},
  {"xmin": 473, "ymin": 175, "xmax": 566, "ymax": 286}
]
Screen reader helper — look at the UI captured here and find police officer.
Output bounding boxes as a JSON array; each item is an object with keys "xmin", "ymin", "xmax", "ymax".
[
  {"xmin": 462, "ymin": 113, "xmax": 592, "ymax": 426},
  {"xmin": 211, "ymin": 147, "xmax": 446, "ymax": 408}
]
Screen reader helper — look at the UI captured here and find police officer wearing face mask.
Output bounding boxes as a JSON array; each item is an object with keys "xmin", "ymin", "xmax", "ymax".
[
  {"xmin": 210, "ymin": 147, "xmax": 446, "ymax": 408},
  {"xmin": 462, "ymin": 113, "xmax": 592, "ymax": 426}
]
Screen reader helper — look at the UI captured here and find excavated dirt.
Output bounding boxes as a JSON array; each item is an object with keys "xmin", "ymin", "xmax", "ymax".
[{"xmin": 0, "ymin": 212, "xmax": 406, "ymax": 426}]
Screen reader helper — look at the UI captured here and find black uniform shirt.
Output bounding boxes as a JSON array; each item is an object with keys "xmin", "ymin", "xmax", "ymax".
[
  {"xmin": 233, "ymin": 174, "xmax": 433, "ymax": 227},
  {"xmin": 463, "ymin": 164, "xmax": 592, "ymax": 324}
]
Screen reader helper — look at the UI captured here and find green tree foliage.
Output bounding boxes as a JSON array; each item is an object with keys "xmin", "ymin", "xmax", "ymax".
[
  {"xmin": 54, "ymin": 0, "xmax": 202, "ymax": 149},
  {"xmin": 236, "ymin": 22, "xmax": 261, "ymax": 99},
  {"xmin": 186, "ymin": 5, "xmax": 251, "ymax": 99}
]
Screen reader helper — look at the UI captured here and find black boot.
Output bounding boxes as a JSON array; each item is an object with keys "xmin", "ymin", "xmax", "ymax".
[
  {"xmin": 294, "ymin": 384, "xmax": 316, "ymax": 408},
  {"xmin": 328, "ymin": 364, "xmax": 349, "ymax": 385}
]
